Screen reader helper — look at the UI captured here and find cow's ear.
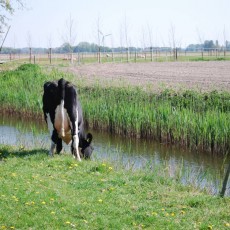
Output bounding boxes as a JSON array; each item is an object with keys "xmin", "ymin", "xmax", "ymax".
[{"xmin": 87, "ymin": 133, "xmax": 93, "ymax": 143}]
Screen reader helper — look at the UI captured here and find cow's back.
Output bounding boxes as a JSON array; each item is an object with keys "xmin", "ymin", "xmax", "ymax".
[{"xmin": 43, "ymin": 81, "xmax": 59, "ymax": 113}]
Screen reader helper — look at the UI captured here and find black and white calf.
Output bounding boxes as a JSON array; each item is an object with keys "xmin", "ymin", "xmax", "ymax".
[{"xmin": 42, "ymin": 78, "xmax": 93, "ymax": 161}]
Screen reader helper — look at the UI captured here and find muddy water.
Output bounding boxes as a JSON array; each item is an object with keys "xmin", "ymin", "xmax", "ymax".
[{"xmin": 0, "ymin": 114, "xmax": 229, "ymax": 196}]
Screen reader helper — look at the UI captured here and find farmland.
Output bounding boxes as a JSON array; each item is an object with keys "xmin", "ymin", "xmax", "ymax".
[{"xmin": 66, "ymin": 61, "xmax": 230, "ymax": 92}]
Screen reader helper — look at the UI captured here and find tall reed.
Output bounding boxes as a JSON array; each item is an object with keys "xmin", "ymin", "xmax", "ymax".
[{"xmin": 79, "ymin": 86, "xmax": 230, "ymax": 154}]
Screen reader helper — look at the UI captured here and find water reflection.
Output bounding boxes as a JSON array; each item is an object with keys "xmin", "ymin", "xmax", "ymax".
[{"xmin": 0, "ymin": 114, "xmax": 229, "ymax": 196}]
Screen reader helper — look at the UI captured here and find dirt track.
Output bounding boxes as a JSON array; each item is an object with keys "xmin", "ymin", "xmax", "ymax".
[{"xmin": 68, "ymin": 61, "xmax": 230, "ymax": 91}]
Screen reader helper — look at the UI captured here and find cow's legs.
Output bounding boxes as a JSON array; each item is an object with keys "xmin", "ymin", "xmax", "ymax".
[
  {"xmin": 71, "ymin": 135, "xmax": 80, "ymax": 160},
  {"xmin": 69, "ymin": 109, "xmax": 81, "ymax": 161},
  {"xmin": 49, "ymin": 141, "xmax": 56, "ymax": 156},
  {"xmin": 46, "ymin": 113, "xmax": 57, "ymax": 157},
  {"xmin": 49, "ymin": 129, "xmax": 59, "ymax": 156},
  {"xmin": 56, "ymin": 138, "xmax": 63, "ymax": 154}
]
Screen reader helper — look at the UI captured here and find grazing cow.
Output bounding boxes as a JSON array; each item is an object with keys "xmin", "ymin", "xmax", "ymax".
[{"xmin": 42, "ymin": 78, "xmax": 93, "ymax": 161}]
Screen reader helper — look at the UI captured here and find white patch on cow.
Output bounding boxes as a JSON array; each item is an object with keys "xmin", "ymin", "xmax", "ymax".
[
  {"xmin": 75, "ymin": 107, "xmax": 79, "ymax": 134},
  {"xmin": 73, "ymin": 134, "xmax": 81, "ymax": 161},
  {"xmin": 60, "ymin": 99, "xmax": 65, "ymax": 137},
  {"xmin": 54, "ymin": 100, "xmax": 70, "ymax": 139},
  {"xmin": 72, "ymin": 107, "xmax": 81, "ymax": 161}
]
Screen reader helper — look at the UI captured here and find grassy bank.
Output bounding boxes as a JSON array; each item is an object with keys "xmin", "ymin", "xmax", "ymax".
[
  {"xmin": 81, "ymin": 86, "xmax": 230, "ymax": 154},
  {"xmin": 0, "ymin": 64, "xmax": 229, "ymax": 154},
  {"xmin": 0, "ymin": 145, "xmax": 229, "ymax": 229}
]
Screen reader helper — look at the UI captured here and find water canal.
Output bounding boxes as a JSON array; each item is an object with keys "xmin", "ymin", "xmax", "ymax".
[{"xmin": 0, "ymin": 114, "xmax": 229, "ymax": 196}]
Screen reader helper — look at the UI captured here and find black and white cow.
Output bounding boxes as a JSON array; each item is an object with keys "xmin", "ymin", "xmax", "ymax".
[{"xmin": 42, "ymin": 78, "xmax": 93, "ymax": 161}]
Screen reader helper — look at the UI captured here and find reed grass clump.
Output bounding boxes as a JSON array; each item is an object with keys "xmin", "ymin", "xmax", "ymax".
[
  {"xmin": 79, "ymin": 86, "xmax": 230, "ymax": 154},
  {"xmin": 0, "ymin": 64, "xmax": 229, "ymax": 154},
  {"xmin": 0, "ymin": 64, "xmax": 68, "ymax": 116}
]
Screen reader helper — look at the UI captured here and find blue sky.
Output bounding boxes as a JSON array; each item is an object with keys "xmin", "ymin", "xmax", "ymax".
[{"xmin": 2, "ymin": 0, "xmax": 230, "ymax": 48}]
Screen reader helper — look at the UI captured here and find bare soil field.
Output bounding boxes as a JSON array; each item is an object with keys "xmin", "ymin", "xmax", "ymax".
[{"xmin": 68, "ymin": 61, "xmax": 230, "ymax": 92}]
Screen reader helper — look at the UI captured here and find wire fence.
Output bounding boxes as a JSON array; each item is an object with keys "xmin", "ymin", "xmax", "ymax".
[{"xmin": 1, "ymin": 47, "xmax": 230, "ymax": 65}]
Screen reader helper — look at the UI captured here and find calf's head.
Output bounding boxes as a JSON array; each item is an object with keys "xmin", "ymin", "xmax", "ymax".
[{"xmin": 81, "ymin": 133, "xmax": 94, "ymax": 159}]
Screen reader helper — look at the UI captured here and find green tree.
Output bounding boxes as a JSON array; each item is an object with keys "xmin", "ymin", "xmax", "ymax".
[
  {"xmin": 203, "ymin": 40, "xmax": 215, "ymax": 51},
  {"xmin": 60, "ymin": 42, "xmax": 71, "ymax": 53}
]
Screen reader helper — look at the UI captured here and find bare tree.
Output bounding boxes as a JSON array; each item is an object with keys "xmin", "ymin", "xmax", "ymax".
[
  {"xmin": 168, "ymin": 23, "xmax": 181, "ymax": 60},
  {"xmin": 95, "ymin": 15, "xmax": 102, "ymax": 63},
  {"xmin": 61, "ymin": 14, "xmax": 77, "ymax": 63},
  {"xmin": 0, "ymin": 25, "xmax": 10, "ymax": 52},
  {"xmin": 196, "ymin": 28, "xmax": 204, "ymax": 45},
  {"xmin": 26, "ymin": 31, "xmax": 32, "ymax": 48},
  {"xmin": 168, "ymin": 23, "xmax": 176, "ymax": 59},
  {"xmin": 96, "ymin": 15, "xmax": 101, "ymax": 48},
  {"xmin": 119, "ymin": 23, "xmax": 124, "ymax": 61},
  {"xmin": 196, "ymin": 28, "xmax": 205, "ymax": 58},
  {"xmin": 94, "ymin": 15, "xmax": 111, "ymax": 63},
  {"xmin": 223, "ymin": 26, "xmax": 227, "ymax": 56},
  {"xmin": 62, "ymin": 14, "xmax": 77, "ymax": 62},
  {"xmin": 139, "ymin": 26, "xmax": 147, "ymax": 60},
  {"xmin": 123, "ymin": 14, "xmax": 129, "ymax": 48},
  {"xmin": 47, "ymin": 34, "xmax": 53, "ymax": 64},
  {"xmin": 119, "ymin": 23, "xmax": 124, "ymax": 48},
  {"xmin": 147, "ymin": 24, "xmax": 153, "ymax": 48},
  {"xmin": 47, "ymin": 34, "xmax": 52, "ymax": 49},
  {"xmin": 123, "ymin": 14, "xmax": 130, "ymax": 62},
  {"xmin": 168, "ymin": 23, "xmax": 176, "ymax": 49},
  {"xmin": 141, "ymin": 27, "xmax": 146, "ymax": 50},
  {"xmin": 147, "ymin": 24, "xmax": 154, "ymax": 61},
  {"xmin": 0, "ymin": 0, "xmax": 25, "ymax": 33},
  {"xmin": 26, "ymin": 31, "xmax": 32, "ymax": 63}
]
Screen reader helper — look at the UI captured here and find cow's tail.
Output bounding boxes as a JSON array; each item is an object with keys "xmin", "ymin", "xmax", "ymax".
[{"xmin": 58, "ymin": 78, "xmax": 66, "ymax": 137}]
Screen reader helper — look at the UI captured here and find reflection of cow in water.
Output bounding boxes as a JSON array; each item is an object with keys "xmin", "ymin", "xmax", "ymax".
[{"xmin": 42, "ymin": 78, "xmax": 93, "ymax": 161}]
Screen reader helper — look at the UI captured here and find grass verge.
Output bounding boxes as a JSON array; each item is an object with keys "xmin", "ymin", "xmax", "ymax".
[{"xmin": 0, "ymin": 145, "xmax": 229, "ymax": 229}]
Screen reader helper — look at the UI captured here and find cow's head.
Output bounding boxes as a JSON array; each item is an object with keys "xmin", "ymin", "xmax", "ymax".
[{"xmin": 81, "ymin": 133, "xmax": 94, "ymax": 159}]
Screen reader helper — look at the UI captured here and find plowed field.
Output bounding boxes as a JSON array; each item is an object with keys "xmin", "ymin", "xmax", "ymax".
[{"xmin": 68, "ymin": 61, "xmax": 230, "ymax": 91}]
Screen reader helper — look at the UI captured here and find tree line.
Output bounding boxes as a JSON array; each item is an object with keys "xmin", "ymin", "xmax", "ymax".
[
  {"xmin": 1, "ymin": 40, "xmax": 230, "ymax": 54},
  {"xmin": 186, "ymin": 40, "xmax": 230, "ymax": 51}
]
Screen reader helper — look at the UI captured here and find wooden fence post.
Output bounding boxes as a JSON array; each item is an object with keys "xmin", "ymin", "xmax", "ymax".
[
  {"xmin": 78, "ymin": 52, "xmax": 80, "ymax": 65},
  {"xmin": 29, "ymin": 47, "xmax": 32, "ymax": 63},
  {"xmin": 150, "ymin": 47, "xmax": 153, "ymax": 62},
  {"xmin": 49, "ymin": 48, "xmax": 52, "ymax": 64},
  {"xmin": 126, "ymin": 48, "xmax": 129, "ymax": 63},
  {"xmin": 220, "ymin": 162, "xmax": 230, "ymax": 197},
  {"xmin": 156, "ymin": 48, "xmax": 158, "ymax": 61},
  {"xmin": 98, "ymin": 47, "xmax": 101, "ymax": 63}
]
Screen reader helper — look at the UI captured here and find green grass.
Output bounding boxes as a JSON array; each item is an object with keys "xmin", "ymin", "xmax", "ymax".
[
  {"xmin": 0, "ymin": 64, "xmax": 71, "ymax": 114},
  {"xmin": 0, "ymin": 63, "xmax": 229, "ymax": 154},
  {"xmin": 0, "ymin": 145, "xmax": 229, "ymax": 229}
]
